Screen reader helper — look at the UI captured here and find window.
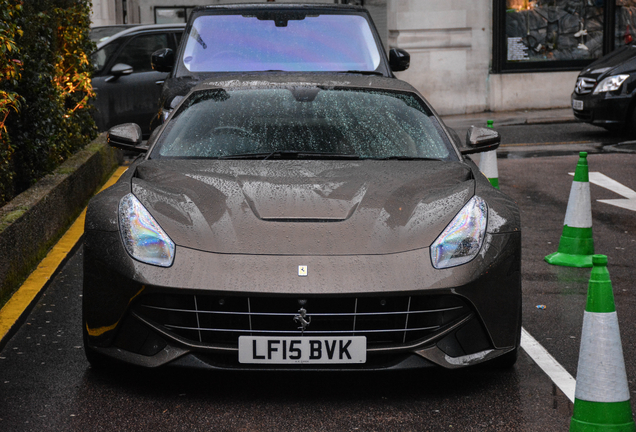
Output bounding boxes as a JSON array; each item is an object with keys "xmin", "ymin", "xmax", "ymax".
[
  {"xmin": 91, "ymin": 40, "xmax": 123, "ymax": 73},
  {"xmin": 616, "ymin": 0, "xmax": 636, "ymax": 48},
  {"xmin": 113, "ymin": 33, "xmax": 169, "ymax": 73},
  {"xmin": 155, "ymin": 7, "xmax": 195, "ymax": 24},
  {"xmin": 180, "ymin": 14, "xmax": 381, "ymax": 73},
  {"xmin": 493, "ymin": 0, "xmax": 636, "ymax": 72},
  {"xmin": 153, "ymin": 88, "xmax": 453, "ymax": 160}
]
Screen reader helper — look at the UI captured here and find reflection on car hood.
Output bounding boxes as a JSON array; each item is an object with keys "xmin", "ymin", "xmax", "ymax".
[
  {"xmin": 131, "ymin": 159, "xmax": 475, "ymax": 255},
  {"xmin": 580, "ymin": 44, "xmax": 636, "ymax": 78}
]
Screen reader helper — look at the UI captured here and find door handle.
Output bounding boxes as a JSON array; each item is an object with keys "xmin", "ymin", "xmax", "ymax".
[{"xmin": 155, "ymin": 80, "xmax": 165, "ymax": 85}]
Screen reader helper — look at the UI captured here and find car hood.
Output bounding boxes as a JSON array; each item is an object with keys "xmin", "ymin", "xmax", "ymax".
[
  {"xmin": 131, "ymin": 159, "xmax": 475, "ymax": 255},
  {"xmin": 580, "ymin": 44, "xmax": 636, "ymax": 78}
]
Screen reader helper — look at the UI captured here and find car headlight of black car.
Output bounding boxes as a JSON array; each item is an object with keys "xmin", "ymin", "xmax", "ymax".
[
  {"xmin": 593, "ymin": 74, "xmax": 629, "ymax": 94},
  {"xmin": 430, "ymin": 196, "xmax": 487, "ymax": 269},
  {"xmin": 118, "ymin": 193, "xmax": 175, "ymax": 267}
]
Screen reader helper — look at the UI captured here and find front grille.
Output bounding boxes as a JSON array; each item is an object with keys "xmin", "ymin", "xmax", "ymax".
[
  {"xmin": 134, "ymin": 293, "xmax": 471, "ymax": 348},
  {"xmin": 575, "ymin": 77, "xmax": 596, "ymax": 95}
]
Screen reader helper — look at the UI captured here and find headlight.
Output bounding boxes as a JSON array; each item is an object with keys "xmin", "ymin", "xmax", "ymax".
[
  {"xmin": 430, "ymin": 196, "xmax": 487, "ymax": 269},
  {"xmin": 593, "ymin": 75, "xmax": 629, "ymax": 94},
  {"xmin": 119, "ymin": 193, "xmax": 175, "ymax": 267}
]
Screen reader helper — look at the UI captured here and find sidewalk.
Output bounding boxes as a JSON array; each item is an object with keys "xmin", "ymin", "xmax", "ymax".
[
  {"xmin": 441, "ymin": 108, "xmax": 575, "ymax": 131},
  {"xmin": 441, "ymin": 107, "xmax": 613, "ymax": 157}
]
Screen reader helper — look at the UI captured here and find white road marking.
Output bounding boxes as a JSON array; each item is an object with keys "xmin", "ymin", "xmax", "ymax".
[
  {"xmin": 569, "ymin": 172, "xmax": 636, "ymax": 211},
  {"xmin": 520, "ymin": 327, "xmax": 576, "ymax": 402}
]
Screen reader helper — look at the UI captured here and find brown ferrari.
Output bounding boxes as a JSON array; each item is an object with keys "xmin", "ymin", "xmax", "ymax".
[{"xmin": 83, "ymin": 73, "xmax": 521, "ymax": 370}]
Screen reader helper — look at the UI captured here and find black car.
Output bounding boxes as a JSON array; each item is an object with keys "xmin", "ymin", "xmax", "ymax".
[
  {"xmin": 83, "ymin": 73, "xmax": 521, "ymax": 371},
  {"xmin": 91, "ymin": 24, "xmax": 185, "ymax": 136},
  {"xmin": 150, "ymin": 3, "xmax": 410, "ymax": 121},
  {"xmin": 572, "ymin": 43, "xmax": 636, "ymax": 132},
  {"xmin": 90, "ymin": 24, "xmax": 139, "ymax": 44}
]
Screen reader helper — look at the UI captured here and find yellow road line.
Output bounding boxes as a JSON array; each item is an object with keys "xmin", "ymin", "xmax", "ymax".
[{"xmin": 0, "ymin": 166, "xmax": 128, "ymax": 344}]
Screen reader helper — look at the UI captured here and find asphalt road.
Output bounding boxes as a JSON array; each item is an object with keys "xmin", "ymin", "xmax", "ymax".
[
  {"xmin": 498, "ymin": 122, "xmax": 625, "ymax": 146},
  {"xmin": 1, "ymin": 124, "xmax": 635, "ymax": 431}
]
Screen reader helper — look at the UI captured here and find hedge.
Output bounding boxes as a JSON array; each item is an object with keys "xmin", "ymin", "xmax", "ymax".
[{"xmin": 0, "ymin": 0, "xmax": 97, "ymax": 206}]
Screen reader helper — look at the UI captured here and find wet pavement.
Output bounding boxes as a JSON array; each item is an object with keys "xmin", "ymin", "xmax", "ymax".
[
  {"xmin": 497, "ymin": 153, "xmax": 636, "ymax": 380},
  {"xmin": 1, "ymin": 149, "xmax": 635, "ymax": 431}
]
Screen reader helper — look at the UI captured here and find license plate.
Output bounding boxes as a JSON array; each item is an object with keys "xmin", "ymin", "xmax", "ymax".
[
  {"xmin": 238, "ymin": 336, "xmax": 367, "ymax": 364},
  {"xmin": 572, "ymin": 99, "xmax": 584, "ymax": 110}
]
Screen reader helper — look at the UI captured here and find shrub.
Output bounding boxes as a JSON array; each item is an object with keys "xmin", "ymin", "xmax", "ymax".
[
  {"xmin": 0, "ymin": 0, "xmax": 23, "ymax": 204},
  {"xmin": 0, "ymin": 0, "xmax": 97, "ymax": 206}
]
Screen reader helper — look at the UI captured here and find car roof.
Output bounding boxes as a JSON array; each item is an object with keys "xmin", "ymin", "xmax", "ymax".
[
  {"xmin": 191, "ymin": 3, "xmax": 368, "ymax": 14},
  {"xmin": 95, "ymin": 23, "xmax": 186, "ymax": 50},
  {"xmin": 189, "ymin": 73, "xmax": 420, "ymax": 95}
]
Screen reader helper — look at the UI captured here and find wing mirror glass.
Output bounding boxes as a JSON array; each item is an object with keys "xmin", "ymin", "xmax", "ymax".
[
  {"xmin": 107, "ymin": 123, "xmax": 147, "ymax": 153},
  {"xmin": 460, "ymin": 126, "xmax": 501, "ymax": 155},
  {"xmin": 151, "ymin": 48, "xmax": 175, "ymax": 73},
  {"xmin": 389, "ymin": 48, "xmax": 410, "ymax": 72}
]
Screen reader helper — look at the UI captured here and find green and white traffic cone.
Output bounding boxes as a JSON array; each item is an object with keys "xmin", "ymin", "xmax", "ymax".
[
  {"xmin": 545, "ymin": 152, "xmax": 594, "ymax": 267},
  {"xmin": 479, "ymin": 119, "xmax": 499, "ymax": 189},
  {"xmin": 570, "ymin": 255, "xmax": 635, "ymax": 432}
]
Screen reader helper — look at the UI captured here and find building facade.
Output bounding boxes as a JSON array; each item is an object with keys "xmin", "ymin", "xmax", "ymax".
[
  {"xmin": 91, "ymin": 0, "xmax": 636, "ymax": 115},
  {"xmin": 390, "ymin": 0, "xmax": 636, "ymax": 115}
]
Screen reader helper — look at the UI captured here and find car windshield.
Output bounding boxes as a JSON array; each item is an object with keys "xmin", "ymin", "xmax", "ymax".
[
  {"xmin": 180, "ymin": 13, "xmax": 381, "ymax": 72},
  {"xmin": 151, "ymin": 87, "xmax": 455, "ymax": 160}
]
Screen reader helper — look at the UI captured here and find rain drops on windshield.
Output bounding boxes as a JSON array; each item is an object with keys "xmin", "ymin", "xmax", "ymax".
[{"xmin": 154, "ymin": 88, "xmax": 454, "ymax": 161}]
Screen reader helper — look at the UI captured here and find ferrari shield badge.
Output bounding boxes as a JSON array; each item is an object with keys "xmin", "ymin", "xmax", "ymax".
[{"xmin": 298, "ymin": 265, "xmax": 308, "ymax": 276}]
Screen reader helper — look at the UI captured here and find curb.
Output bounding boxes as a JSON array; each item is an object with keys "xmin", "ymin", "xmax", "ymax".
[
  {"xmin": 605, "ymin": 141, "xmax": 636, "ymax": 153},
  {"xmin": 442, "ymin": 110, "xmax": 576, "ymax": 131},
  {"xmin": 0, "ymin": 133, "xmax": 119, "ymax": 306}
]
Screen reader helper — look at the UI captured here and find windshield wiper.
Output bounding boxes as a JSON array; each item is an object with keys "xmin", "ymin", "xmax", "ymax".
[
  {"xmin": 263, "ymin": 150, "xmax": 360, "ymax": 160},
  {"xmin": 343, "ymin": 70, "xmax": 384, "ymax": 76},
  {"xmin": 369, "ymin": 156, "xmax": 444, "ymax": 161},
  {"xmin": 217, "ymin": 152, "xmax": 272, "ymax": 159},
  {"xmin": 216, "ymin": 151, "xmax": 360, "ymax": 160}
]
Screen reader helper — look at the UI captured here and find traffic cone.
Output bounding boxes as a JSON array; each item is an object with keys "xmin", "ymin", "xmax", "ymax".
[
  {"xmin": 545, "ymin": 152, "xmax": 594, "ymax": 267},
  {"xmin": 570, "ymin": 255, "xmax": 635, "ymax": 432},
  {"xmin": 479, "ymin": 119, "xmax": 499, "ymax": 189}
]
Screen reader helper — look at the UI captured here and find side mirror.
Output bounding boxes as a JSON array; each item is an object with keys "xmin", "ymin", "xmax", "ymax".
[
  {"xmin": 460, "ymin": 126, "xmax": 500, "ymax": 155},
  {"xmin": 151, "ymin": 48, "xmax": 175, "ymax": 73},
  {"xmin": 107, "ymin": 123, "xmax": 147, "ymax": 153},
  {"xmin": 389, "ymin": 48, "xmax": 410, "ymax": 72},
  {"xmin": 105, "ymin": 63, "xmax": 133, "ymax": 82}
]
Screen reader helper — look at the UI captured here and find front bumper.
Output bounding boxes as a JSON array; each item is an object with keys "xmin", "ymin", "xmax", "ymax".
[
  {"xmin": 83, "ymin": 230, "xmax": 521, "ymax": 370},
  {"xmin": 571, "ymin": 91, "xmax": 632, "ymax": 127}
]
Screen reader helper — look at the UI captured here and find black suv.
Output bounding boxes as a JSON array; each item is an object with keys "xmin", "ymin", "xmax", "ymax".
[
  {"xmin": 91, "ymin": 24, "xmax": 185, "ymax": 136},
  {"xmin": 151, "ymin": 3, "xmax": 410, "ymax": 121},
  {"xmin": 572, "ymin": 43, "xmax": 636, "ymax": 132}
]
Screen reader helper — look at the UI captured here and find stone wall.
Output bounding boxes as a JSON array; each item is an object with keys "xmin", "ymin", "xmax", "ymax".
[
  {"xmin": 388, "ymin": 0, "xmax": 576, "ymax": 114},
  {"xmin": 0, "ymin": 135, "xmax": 119, "ymax": 303}
]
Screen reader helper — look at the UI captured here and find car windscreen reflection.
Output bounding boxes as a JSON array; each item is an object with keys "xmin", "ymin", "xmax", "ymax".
[{"xmin": 181, "ymin": 14, "xmax": 381, "ymax": 72}]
